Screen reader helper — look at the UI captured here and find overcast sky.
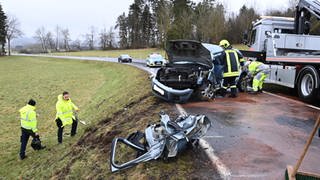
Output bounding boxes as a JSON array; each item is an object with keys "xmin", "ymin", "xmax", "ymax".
[{"xmin": 0, "ymin": 0, "xmax": 290, "ymax": 41}]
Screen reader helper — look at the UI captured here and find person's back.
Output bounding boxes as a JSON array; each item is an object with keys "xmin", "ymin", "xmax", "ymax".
[
  {"xmin": 219, "ymin": 40, "xmax": 244, "ymax": 98},
  {"xmin": 19, "ymin": 99, "xmax": 45, "ymax": 160}
]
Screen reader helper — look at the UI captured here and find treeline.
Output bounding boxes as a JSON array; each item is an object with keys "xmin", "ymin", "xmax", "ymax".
[
  {"xmin": 115, "ymin": 0, "xmax": 261, "ymax": 48},
  {"xmin": 115, "ymin": 0, "xmax": 305, "ymax": 48},
  {"xmin": 30, "ymin": 26, "xmax": 116, "ymax": 53}
]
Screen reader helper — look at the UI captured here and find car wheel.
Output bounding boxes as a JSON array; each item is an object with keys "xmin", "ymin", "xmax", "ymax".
[
  {"xmin": 297, "ymin": 66, "xmax": 319, "ymax": 102},
  {"xmin": 237, "ymin": 71, "xmax": 248, "ymax": 92},
  {"xmin": 237, "ymin": 77, "xmax": 248, "ymax": 92},
  {"xmin": 196, "ymin": 83, "xmax": 214, "ymax": 101}
]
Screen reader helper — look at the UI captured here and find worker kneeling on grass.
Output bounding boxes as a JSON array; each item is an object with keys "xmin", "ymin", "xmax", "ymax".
[
  {"xmin": 19, "ymin": 99, "xmax": 45, "ymax": 160},
  {"xmin": 246, "ymin": 60, "xmax": 270, "ymax": 94},
  {"xmin": 55, "ymin": 91, "xmax": 79, "ymax": 144}
]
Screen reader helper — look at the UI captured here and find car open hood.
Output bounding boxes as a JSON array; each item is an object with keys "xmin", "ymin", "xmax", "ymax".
[{"xmin": 166, "ymin": 40, "xmax": 213, "ymax": 68}]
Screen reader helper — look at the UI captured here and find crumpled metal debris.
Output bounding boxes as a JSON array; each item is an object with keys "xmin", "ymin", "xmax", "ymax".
[{"xmin": 110, "ymin": 112, "xmax": 211, "ymax": 172}]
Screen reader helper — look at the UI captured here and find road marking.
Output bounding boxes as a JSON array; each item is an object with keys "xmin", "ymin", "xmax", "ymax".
[
  {"xmin": 204, "ymin": 135, "xmax": 224, "ymax": 138},
  {"xmin": 199, "ymin": 139, "xmax": 232, "ymax": 180},
  {"xmin": 175, "ymin": 104, "xmax": 231, "ymax": 180},
  {"xmin": 263, "ymin": 91, "xmax": 320, "ymax": 110}
]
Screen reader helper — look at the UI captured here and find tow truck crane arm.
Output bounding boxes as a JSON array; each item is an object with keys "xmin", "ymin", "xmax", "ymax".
[{"xmin": 295, "ymin": 0, "xmax": 320, "ymax": 34}]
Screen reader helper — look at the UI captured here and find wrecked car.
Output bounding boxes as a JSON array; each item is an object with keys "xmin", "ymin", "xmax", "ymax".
[
  {"xmin": 110, "ymin": 112, "xmax": 211, "ymax": 172},
  {"xmin": 151, "ymin": 40, "xmax": 224, "ymax": 103}
]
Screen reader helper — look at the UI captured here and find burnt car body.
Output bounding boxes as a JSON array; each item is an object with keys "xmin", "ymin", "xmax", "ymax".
[
  {"xmin": 151, "ymin": 40, "xmax": 224, "ymax": 103},
  {"xmin": 118, "ymin": 54, "xmax": 132, "ymax": 63}
]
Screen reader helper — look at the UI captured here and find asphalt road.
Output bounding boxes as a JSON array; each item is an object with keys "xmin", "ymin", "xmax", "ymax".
[
  {"xmin": 183, "ymin": 93, "xmax": 320, "ymax": 179},
  {"xmin": 16, "ymin": 54, "xmax": 320, "ymax": 179}
]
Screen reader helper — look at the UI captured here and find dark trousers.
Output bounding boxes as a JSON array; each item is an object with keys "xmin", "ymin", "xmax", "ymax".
[
  {"xmin": 20, "ymin": 128, "xmax": 37, "ymax": 159},
  {"xmin": 223, "ymin": 76, "xmax": 238, "ymax": 96},
  {"xmin": 55, "ymin": 118, "xmax": 78, "ymax": 143}
]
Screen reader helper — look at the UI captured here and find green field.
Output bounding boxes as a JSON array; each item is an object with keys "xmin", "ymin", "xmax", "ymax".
[
  {"xmin": 51, "ymin": 48, "xmax": 166, "ymax": 59},
  {"xmin": 0, "ymin": 56, "xmax": 215, "ymax": 179},
  {"xmin": 0, "ymin": 56, "xmax": 150, "ymax": 178}
]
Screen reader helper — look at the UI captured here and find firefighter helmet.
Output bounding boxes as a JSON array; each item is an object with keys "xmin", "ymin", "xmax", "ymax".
[{"xmin": 219, "ymin": 39, "xmax": 230, "ymax": 49}]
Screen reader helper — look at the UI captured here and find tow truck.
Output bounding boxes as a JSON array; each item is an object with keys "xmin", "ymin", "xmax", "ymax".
[{"xmin": 243, "ymin": 0, "xmax": 320, "ymax": 102}]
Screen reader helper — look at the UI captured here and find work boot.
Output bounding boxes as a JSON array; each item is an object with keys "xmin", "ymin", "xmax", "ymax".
[
  {"xmin": 258, "ymin": 88, "xmax": 263, "ymax": 93},
  {"xmin": 20, "ymin": 155, "xmax": 28, "ymax": 160}
]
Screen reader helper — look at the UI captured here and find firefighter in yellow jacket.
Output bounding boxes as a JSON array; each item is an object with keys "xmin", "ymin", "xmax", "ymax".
[
  {"xmin": 219, "ymin": 39, "xmax": 245, "ymax": 98},
  {"xmin": 19, "ymin": 99, "xmax": 45, "ymax": 160},
  {"xmin": 55, "ymin": 91, "xmax": 79, "ymax": 143}
]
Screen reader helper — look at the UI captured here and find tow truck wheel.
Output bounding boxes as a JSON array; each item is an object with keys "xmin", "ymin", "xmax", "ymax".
[{"xmin": 297, "ymin": 67, "xmax": 319, "ymax": 102}]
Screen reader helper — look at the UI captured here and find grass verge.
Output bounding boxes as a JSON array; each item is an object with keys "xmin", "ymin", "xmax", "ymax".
[
  {"xmin": 0, "ymin": 56, "xmax": 149, "ymax": 178},
  {"xmin": 0, "ymin": 56, "xmax": 218, "ymax": 179}
]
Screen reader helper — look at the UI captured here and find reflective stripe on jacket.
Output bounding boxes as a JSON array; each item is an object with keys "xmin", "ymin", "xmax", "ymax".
[
  {"xmin": 223, "ymin": 49, "xmax": 243, "ymax": 77},
  {"xmin": 56, "ymin": 94, "xmax": 79, "ymax": 127},
  {"xmin": 19, "ymin": 104, "xmax": 37, "ymax": 132}
]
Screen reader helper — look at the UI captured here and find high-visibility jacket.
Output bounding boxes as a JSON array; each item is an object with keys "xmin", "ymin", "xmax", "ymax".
[
  {"xmin": 56, "ymin": 94, "xmax": 79, "ymax": 127},
  {"xmin": 223, "ymin": 49, "xmax": 245, "ymax": 77},
  {"xmin": 248, "ymin": 61, "xmax": 269, "ymax": 75},
  {"xmin": 19, "ymin": 104, "xmax": 38, "ymax": 132}
]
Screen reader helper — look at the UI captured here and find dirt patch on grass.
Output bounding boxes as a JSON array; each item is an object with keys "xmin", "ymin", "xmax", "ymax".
[{"xmin": 52, "ymin": 96, "xmax": 219, "ymax": 179}]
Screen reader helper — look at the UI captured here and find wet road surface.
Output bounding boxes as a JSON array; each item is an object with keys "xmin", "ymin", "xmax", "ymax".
[{"xmin": 182, "ymin": 92, "xmax": 320, "ymax": 179}]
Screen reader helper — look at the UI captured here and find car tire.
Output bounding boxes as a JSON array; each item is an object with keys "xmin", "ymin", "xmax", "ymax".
[
  {"xmin": 196, "ymin": 83, "xmax": 213, "ymax": 101},
  {"xmin": 237, "ymin": 77, "xmax": 249, "ymax": 92},
  {"xmin": 297, "ymin": 66, "xmax": 319, "ymax": 103}
]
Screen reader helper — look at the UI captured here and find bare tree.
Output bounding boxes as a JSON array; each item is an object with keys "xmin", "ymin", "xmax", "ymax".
[
  {"xmin": 99, "ymin": 27, "xmax": 108, "ymax": 50},
  {"xmin": 106, "ymin": 27, "xmax": 116, "ymax": 48},
  {"xmin": 288, "ymin": 0, "xmax": 299, "ymax": 10},
  {"xmin": 34, "ymin": 27, "xmax": 48, "ymax": 52},
  {"xmin": 45, "ymin": 31, "xmax": 55, "ymax": 51},
  {"xmin": 5, "ymin": 15, "xmax": 23, "ymax": 55},
  {"xmin": 85, "ymin": 26, "xmax": 96, "ymax": 50},
  {"xmin": 71, "ymin": 39, "xmax": 82, "ymax": 50},
  {"xmin": 55, "ymin": 25, "xmax": 60, "ymax": 51},
  {"xmin": 154, "ymin": 0, "xmax": 172, "ymax": 47},
  {"xmin": 61, "ymin": 28, "xmax": 71, "ymax": 51}
]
